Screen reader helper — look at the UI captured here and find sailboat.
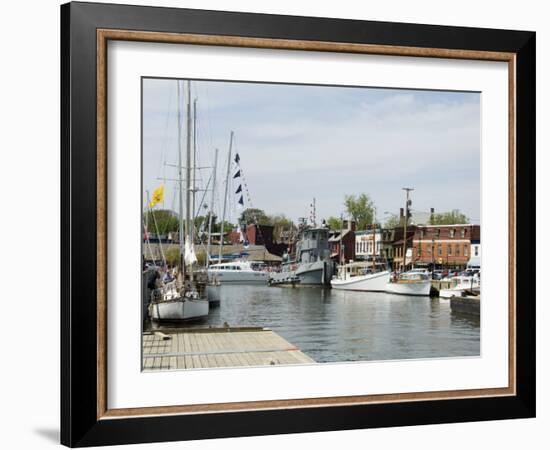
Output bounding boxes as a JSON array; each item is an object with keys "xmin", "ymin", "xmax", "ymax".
[{"xmin": 149, "ymin": 80, "xmax": 209, "ymax": 321}]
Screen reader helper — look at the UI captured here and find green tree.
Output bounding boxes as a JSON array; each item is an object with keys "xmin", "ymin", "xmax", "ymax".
[
  {"xmin": 145, "ymin": 209, "xmax": 179, "ymax": 234},
  {"xmin": 326, "ymin": 216, "xmax": 344, "ymax": 230},
  {"xmin": 383, "ymin": 213, "xmax": 401, "ymax": 229},
  {"xmin": 239, "ymin": 208, "xmax": 270, "ymax": 225},
  {"xmin": 430, "ymin": 209, "xmax": 469, "ymax": 225},
  {"xmin": 344, "ymin": 194, "xmax": 375, "ymax": 229},
  {"xmin": 268, "ymin": 214, "xmax": 294, "ymax": 241}
]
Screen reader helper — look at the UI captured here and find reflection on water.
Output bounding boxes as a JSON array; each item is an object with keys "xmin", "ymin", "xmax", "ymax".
[{"xmin": 156, "ymin": 285, "xmax": 480, "ymax": 363}]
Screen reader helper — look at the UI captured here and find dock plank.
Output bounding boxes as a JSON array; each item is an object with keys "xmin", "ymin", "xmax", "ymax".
[{"xmin": 142, "ymin": 329, "xmax": 316, "ymax": 371}]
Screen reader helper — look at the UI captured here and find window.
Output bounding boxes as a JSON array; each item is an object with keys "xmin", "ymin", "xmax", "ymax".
[
  {"xmin": 461, "ymin": 228, "xmax": 466, "ymax": 238},
  {"xmin": 450, "ymin": 228, "xmax": 455, "ymax": 238},
  {"xmin": 455, "ymin": 245, "xmax": 460, "ymax": 256},
  {"xmin": 447, "ymin": 244, "xmax": 452, "ymax": 255},
  {"xmin": 475, "ymin": 246, "xmax": 479, "ymax": 256},
  {"xmin": 420, "ymin": 230, "xmax": 424, "ymax": 239},
  {"xmin": 438, "ymin": 244, "xmax": 442, "ymax": 256},
  {"xmin": 436, "ymin": 229, "xmax": 440, "ymax": 238},
  {"xmin": 464, "ymin": 245, "xmax": 469, "ymax": 256}
]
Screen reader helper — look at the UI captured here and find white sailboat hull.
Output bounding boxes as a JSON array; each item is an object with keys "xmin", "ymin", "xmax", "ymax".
[
  {"xmin": 385, "ymin": 280, "xmax": 432, "ymax": 296},
  {"xmin": 149, "ymin": 298, "xmax": 209, "ymax": 321},
  {"xmin": 331, "ymin": 271, "xmax": 390, "ymax": 292}
]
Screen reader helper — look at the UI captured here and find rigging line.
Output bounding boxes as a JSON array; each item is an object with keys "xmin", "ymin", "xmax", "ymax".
[
  {"xmin": 142, "ymin": 214, "xmax": 157, "ymax": 268},
  {"xmin": 233, "ymin": 142, "xmax": 266, "ymax": 245},
  {"xmin": 156, "ymin": 82, "xmax": 174, "ymax": 182},
  {"xmin": 196, "ymin": 83, "xmax": 216, "ymax": 160},
  {"xmin": 194, "ymin": 172, "xmax": 213, "ymax": 222}
]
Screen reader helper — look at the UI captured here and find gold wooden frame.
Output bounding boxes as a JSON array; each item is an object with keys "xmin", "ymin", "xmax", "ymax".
[{"xmin": 96, "ymin": 29, "xmax": 516, "ymax": 420}]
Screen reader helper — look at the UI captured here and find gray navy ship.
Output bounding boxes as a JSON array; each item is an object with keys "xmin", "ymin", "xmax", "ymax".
[{"xmin": 269, "ymin": 226, "xmax": 335, "ymax": 286}]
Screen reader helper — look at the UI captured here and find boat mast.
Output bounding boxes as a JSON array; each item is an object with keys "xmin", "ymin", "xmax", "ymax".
[
  {"xmin": 186, "ymin": 81, "xmax": 194, "ymax": 284},
  {"xmin": 206, "ymin": 148, "xmax": 219, "ymax": 268},
  {"xmin": 402, "ymin": 187, "xmax": 414, "ymax": 272},
  {"xmin": 191, "ymin": 98, "xmax": 197, "ymax": 247},
  {"xmin": 177, "ymin": 81, "xmax": 185, "ymax": 278},
  {"xmin": 371, "ymin": 209, "xmax": 376, "ymax": 273},
  {"xmin": 218, "ymin": 131, "xmax": 234, "ymax": 263}
]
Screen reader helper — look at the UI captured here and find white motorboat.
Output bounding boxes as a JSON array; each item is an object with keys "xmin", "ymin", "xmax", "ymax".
[
  {"xmin": 331, "ymin": 262, "xmax": 390, "ymax": 291},
  {"xmin": 385, "ymin": 270, "xmax": 432, "ymax": 296},
  {"xmin": 439, "ymin": 274, "xmax": 480, "ymax": 298},
  {"xmin": 207, "ymin": 260, "xmax": 269, "ymax": 284}
]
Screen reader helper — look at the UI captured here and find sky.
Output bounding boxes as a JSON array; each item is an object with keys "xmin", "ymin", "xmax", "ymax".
[{"xmin": 142, "ymin": 78, "xmax": 480, "ymax": 226}]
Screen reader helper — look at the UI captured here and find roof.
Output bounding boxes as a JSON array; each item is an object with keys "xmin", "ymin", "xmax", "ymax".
[{"xmin": 328, "ymin": 229, "xmax": 352, "ymax": 242}]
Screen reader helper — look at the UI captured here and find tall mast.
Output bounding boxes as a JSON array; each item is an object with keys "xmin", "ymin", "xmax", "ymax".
[
  {"xmin": 186, "ymin": 81, "xmax": 194, "ymax": 283},
  {"xmin": 402, "ymin": 187, "xmax": 414, "ymax": 271},
  {"xmin": 177, "ymin": 81, "xmax": 185, "ymax": 276},
  {"xmin": 191, "ymin": 98, "xmax": 197, "ymax": 246},
  {"xmin": 219, "ymin": 131, "xmax": 234, "ymax": 263},
  {"xmin": 206, "ymin": 148, "xmax": 219, "ymax": 268}
]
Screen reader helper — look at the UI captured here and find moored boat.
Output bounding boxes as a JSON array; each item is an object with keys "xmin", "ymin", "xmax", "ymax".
[
  {"xmin": 439, "ymin": 274, "xmax": 480, "ymax": 298},
  {"xmin": 269, "ymin": 226, "xmax": 334, "ymax": 286},
  {"xmin": 147, "ymin": 80, "xmax": 209, "ymax": 321},
  {"xmin": 331, "ymin": 262, "xmax": 390, "ymax": 291},
  {"xmin": 385, "ymin": 270, "xmax": 432, "ymax": 296},
  {"xmin": 208, "ymin": 260, "xmax": 269, "ymax": 284}
]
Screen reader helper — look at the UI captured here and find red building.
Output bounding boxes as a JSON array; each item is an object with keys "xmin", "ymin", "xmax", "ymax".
[
  {"xmin": 329, "ymin": 220, "xmax": 356, "ymax": 263},
  {"xmin": 411, "ymin": 224, "xmax": 480, "ymax": 269},
  {"xmin": 228, "ymin": 224, "xmax": 287, "ymax": 256}
]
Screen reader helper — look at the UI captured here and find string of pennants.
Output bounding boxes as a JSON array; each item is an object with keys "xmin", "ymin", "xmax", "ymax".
[{"xmin": 232, "ymin": 151, "xmax": 266, "ymax": 246}]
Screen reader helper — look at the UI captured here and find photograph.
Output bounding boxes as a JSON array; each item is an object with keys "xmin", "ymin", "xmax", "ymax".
[{"xmin": 141, "ymin": 78, "xmax": 482, "ymax": 371}]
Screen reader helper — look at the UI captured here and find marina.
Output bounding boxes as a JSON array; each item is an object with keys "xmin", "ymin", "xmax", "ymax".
[
  {"xmin": 146, "ymin": 285, "xmax": 480, "ymax": 366},
  {"xmin": 141, "ymin": 78, "xmax": 483, "ymax": 371}
]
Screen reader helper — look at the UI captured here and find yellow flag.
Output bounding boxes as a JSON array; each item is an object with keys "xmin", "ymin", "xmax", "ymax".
[{"xmin": 149, "ymin": 183, "xmax": 164, "ymax": 208}]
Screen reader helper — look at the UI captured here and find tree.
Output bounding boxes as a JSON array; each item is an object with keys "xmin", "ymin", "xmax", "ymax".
[
  {"xmin": 269, "ymin": 214, "xmax": 294, "ymax": 241},
  {"xmin": 326, "ymin": 216, "xmax": 344, "ymax": 230},
  {"xmin": 344, "ymin": 194, "xmax": 375, "ymax": 230},
  {"xmin": 239, "ymin": 208, "xmax": 270, "ymax": 225},
  {"xmin": 384, "ymin": 213, "xmax": 401, "ymax": 229},
  {"xmin": 145, "ymin": 209, "xmax": 179, "ymax": 234},
  {"xmin": 429, "ymin": 209, "xmax": 469, "ymax": 225}
]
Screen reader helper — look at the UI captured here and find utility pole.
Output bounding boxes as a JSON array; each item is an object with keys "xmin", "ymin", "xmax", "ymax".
[{"xmin": 401, "ymin": 187, "xmax": 414, "ymax": 272}]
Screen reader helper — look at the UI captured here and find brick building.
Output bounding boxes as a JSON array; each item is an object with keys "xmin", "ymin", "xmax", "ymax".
[
  {"xmin": 411, "ymin": 224, "xmax": 480, "ymax": 269},
  {"xmin": 329, "ymin": 220, "xmax": 356, "ymax": 263},
  {"xmin": 391, "ymin": 225, "xmax": 417, "ymax": 270},
  {"xmin": 228, "ymin": 224, "xmax": 287, "ymax": 256}
]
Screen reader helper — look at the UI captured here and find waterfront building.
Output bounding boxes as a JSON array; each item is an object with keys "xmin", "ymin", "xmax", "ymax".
[
  {"xmin": 355, "ymin": 228, "xmax": 380, "ymax": 261},
  {"xmin": 329, "ymin": 220, "xmax": 356, "ymax": 263},
  {"xmin": 468, "ymin": 236, "xmax": 481, "ymax": 269},
  {"xmin": 411, "ymin": 224, "xmax": 480, "ymax": 270},
  {"xmin": 391, "ymin": 225, "xmax": 417, "ymax": 270}
]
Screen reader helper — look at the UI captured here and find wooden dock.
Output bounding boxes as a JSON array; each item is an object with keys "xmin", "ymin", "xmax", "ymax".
[
  {"xmin": 450, "ymin": 296, "xmax": 480, "ymax": 316},
  {"xmin": 142, "ymin": 327, "xmax": 315, "ymax": 371}
]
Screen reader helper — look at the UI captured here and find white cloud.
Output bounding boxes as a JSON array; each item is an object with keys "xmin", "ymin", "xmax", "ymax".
[{"xmin": 143, "ymin": 79, "xmax": 480, "ymax": 225}]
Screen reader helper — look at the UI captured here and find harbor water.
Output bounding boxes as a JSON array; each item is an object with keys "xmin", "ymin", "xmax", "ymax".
[{"xmin": 155, "ymin": 285, "xmax": 480, "ymax": 364}]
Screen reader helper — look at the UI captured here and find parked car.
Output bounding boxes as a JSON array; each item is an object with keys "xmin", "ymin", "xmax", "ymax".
[{"xmin": 432, "ymin": 270, "xmax": 445, "ymax": 280}]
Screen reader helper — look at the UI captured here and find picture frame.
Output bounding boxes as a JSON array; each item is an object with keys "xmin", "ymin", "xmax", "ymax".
[{"xmin": 60, "ymin": 1, "xmax": 535, "ymax": 447}]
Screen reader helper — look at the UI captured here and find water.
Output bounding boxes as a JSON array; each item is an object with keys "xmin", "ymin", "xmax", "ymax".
[{"xmin": 161, "ymin": 285, "xmax": 480, "ymax": 363}]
